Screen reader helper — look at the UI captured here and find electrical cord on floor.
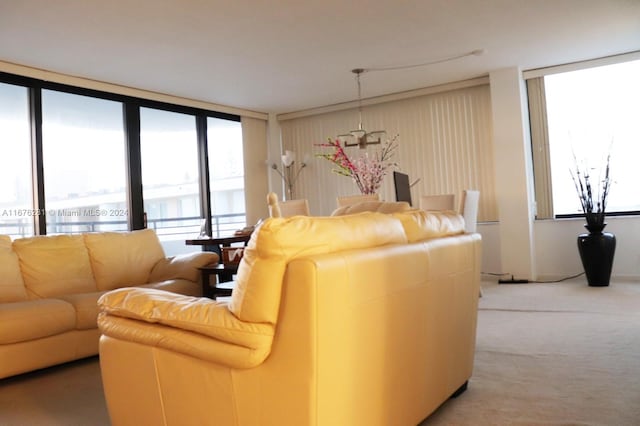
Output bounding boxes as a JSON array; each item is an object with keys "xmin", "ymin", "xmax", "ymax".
[
  {"xmin": 482, "ymin": 272, "xmax": 527, "ymax": 284},
  {"xmin": 481, "ymin": 271, "xmax": 586, "ymax": 284},
  {"xmin": 528, "ymin": 272, "xmax": 585, "ymax": 283}
]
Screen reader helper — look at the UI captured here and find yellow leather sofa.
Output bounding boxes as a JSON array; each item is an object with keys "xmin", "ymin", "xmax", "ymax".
[
  {"xmin": 98, "ymin": 210, "xmax": 481, "ymax": 425},
  {"xmin": 330, "ymin": 199, "xmax": 412, "ymax": 216},
  {"xmin": 0, "ymin": 228, "xmax": 217, "ymax": 379}
]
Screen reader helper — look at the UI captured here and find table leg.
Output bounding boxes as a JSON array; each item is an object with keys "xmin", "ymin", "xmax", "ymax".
[{"xmin": 200, "ymin": 268, "xmax": 234, "ymax": 300}]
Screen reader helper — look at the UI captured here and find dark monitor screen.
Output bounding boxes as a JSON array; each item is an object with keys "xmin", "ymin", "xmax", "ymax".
[{"xmin": 393, "ymin": 171, "xmax": 412, "ymax": 206}]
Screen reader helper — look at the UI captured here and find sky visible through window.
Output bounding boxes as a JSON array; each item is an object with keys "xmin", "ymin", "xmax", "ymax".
[{"xmin": 545, "ymin": 58, "xmax": 640, "ymax": 215}]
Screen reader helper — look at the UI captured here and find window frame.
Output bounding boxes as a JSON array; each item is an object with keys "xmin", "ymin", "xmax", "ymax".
[
  {"xmin": 525, "ymin": 51, "xmax": 640, "ymax": 220},
  {"xmin": 0, "ymin": 71, "xmax": 241, "ymax": 237}
]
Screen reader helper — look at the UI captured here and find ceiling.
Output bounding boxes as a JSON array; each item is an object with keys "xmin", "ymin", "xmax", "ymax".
[{"xmin": 1, "ymin": 1, "xmax": 639, "ymax": 115}]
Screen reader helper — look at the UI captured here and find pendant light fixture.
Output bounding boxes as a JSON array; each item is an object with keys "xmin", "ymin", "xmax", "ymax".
[
  {"xmin": 337, "ymin": 49, "xmax": 486, "ymax": 149},
  {"xmin": 338, "ymin": 68, "xmax": 386, "ymax": 149}
]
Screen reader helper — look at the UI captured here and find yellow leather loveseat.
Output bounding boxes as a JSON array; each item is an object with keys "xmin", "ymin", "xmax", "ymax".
[
  {"xmin": 0, "ymin": 228, "xmax": 217, "ymax": 379},
  {"xmin": 98, "ymin": 210, "xmax": 481, "ymax": 425}
]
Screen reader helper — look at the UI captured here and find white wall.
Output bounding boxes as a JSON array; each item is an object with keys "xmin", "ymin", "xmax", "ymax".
[
  {"xmin": 534, "ymin": 216, "xmax": 640, "ymax": 281},
  {"xmin": 475, "ymin": 222, "xmax": 502, "ymax": 276},
  {"xmin": 477, "ymin": 212, "xmax": 640, "ymax": 282},
  {"xmin": 478, "ymin": 218, "xmax": 640, "ymax": 282}
]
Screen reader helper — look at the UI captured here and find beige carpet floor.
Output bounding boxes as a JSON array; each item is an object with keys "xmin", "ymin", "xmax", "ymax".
[
  {"xmin": 1, "ymin": 278, "xmax": 639, "ymax": 425},
  {"xmin": 422, "ymin": 279, "xmax": 640, "ymax": 425},
  {"xmin": 0, "ymin": 356, "xmax": 108, "ymax": 426}
]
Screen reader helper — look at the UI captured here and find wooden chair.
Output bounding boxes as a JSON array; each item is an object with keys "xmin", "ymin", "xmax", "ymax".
[
  {"xmin": 336, "ymin": 194, "xmax": 380, "ymax": 208},
  {"xmin": 419, "ymin": 194, "xmax": 456, "ymax": 211},
  {"xmin": 267, "ymin": 192, "xmax": 310, "ymax": 218}
]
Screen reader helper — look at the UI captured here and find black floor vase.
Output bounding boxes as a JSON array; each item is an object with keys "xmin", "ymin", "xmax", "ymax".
[{"xmin": 577, "ymin": 225, "xmax": 616, "ymax": 287}]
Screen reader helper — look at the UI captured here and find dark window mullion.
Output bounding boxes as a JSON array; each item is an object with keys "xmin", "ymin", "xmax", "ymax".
[
  {"xmin": 28, "ymin": 86, "xmax": 46, "ymax": 235},
  {"xmin": 124, "ymin": 102, "xmax": 144, "ymax": 230},
  {"xmin": 197, "ymin": 115, "xmax": 212, "ymax": 236}
]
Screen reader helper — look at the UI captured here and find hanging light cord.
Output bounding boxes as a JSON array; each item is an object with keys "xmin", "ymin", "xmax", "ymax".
[
  {"xmin": 342, "ymin": 49, "xmax": 485, "ymax": 144},
  {"xmin": 356, "ymin": 49, "xmax": 485, "ymax": 73},
  {"xmin": 354, "ymin": 69, "xmax": 364, "ymax": 130}
]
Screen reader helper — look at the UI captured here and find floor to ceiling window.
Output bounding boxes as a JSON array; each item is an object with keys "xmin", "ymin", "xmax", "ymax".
[
  {"xmin": 41, "ymin": 90, "xmax": 128, "ymax": 234},
  {"xmin": 529, "ymin": 57, "xmax": 640, "ymax": 218},
  {"xmin": 0, "ymin": 83, "xmax": 33, "ymax": 238},
  {"xmin": 545, "ymin": 59, "xmax": 640, "ymax": 216},
  {"xmin": 140, "ymin": 107, "xmax": 201, "ymax": 255},
  {"xmin": 207, "ymin": 117, "xmax": 245, "ymax": 235},
  {"xmin": 0, "ymin": 71, "xmax": 245, "ymax": 247}
]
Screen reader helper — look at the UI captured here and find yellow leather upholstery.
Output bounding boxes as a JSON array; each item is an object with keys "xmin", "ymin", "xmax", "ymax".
[
  {"xmin": 0, "ymin": 230, "xmax": 218, "ymax": 379},
  {"xmin": 0, "ymin": 236, "xmax": 27, "ymax": 303},
  {"xmin": 99, "ymin": 288, "xmax": 274, "ymax": 368},
  {"xmin": 84, "ymin": 229, "xmax": 166, "ymax": 291},
  {"xmin": 0, "ymin": 299, "xmax": 75, "ymax": 344},
  {"xmin": 393, "ymin": 209, "xmax": 466, "ymax": 242},
  {"xmin": 331, "ymin": 200, "xmax": 411, "ymax": 216},
  {"xmin": 98, "ymin": 212, "xmax": 481, "ymax": 425},
  {"xmin": 57, "ymin": 292, "xmax": 107, "ymax": 330},
  {"xmin": 13, "ymin": 234, "xmax": 96, "ymax": 298},
  {"xmin": 149, "ymin": 252, "xmax": 213, "ymax": 283},
  {"xmin": 229, "ymin": 212, "xmax": 406, "ymax": 323}
]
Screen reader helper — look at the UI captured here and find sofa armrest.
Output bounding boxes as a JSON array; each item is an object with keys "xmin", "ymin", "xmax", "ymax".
[
  {"xmin": 97, "ymin": 287, "xmax": 274, "ymax": 368},
  {"xmin": 148, "ymin": 251, "xmax": 219, "ymax": 283}
]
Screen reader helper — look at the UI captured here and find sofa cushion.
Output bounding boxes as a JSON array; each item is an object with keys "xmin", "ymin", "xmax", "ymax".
[
  {"xmin": 392, "ymin": 209, "xmax": 466, "ymax": 243},
  {"xmin": 229, "ymin": 212, "xmax": 407, "ymax": 324},
  {"xmin": 148, "ymin": 251, "xmax": 219, "ymax": 284},
  {"xmin": 99, "ymin": 287, "xmax": 274, "ymax": 364},
  {"xmin": 84, "ymin": 229, "xmax": 166, "ymax": 291},
  {"xmin": 57, "ymin": 292, "xmax": 105, "ymax": 330},
  {"xmin": 0, "ymin": 299, "xmax": 76, "ymax": 344},
  {"xmin": 0, "ymin": 236, "xmax": 27, "ymax": 303},
  {"xmin": 140, "ymin": 279, "xmax": 201, "ymax": 297},
  {"xmin": 13, "ymin": 234, "xmax": 97, "ymax": 298},
  {"xmin": 331, "ymin": 200, "xmax": 411, "ymax": 216}
]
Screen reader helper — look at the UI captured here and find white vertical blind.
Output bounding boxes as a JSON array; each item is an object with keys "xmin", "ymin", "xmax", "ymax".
[
  {"xmin": 526, "ymin": 77, "xmax": 554, "ymax": 219},
  {"xmin": 279, "ymin": 84, "xmax": 497, "ymax": 220}
]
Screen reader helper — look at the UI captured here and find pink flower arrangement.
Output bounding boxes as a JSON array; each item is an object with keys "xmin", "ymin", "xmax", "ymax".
[{"xmin": 316, "ymin": 135, "xmax": 398, "ymax": 195}]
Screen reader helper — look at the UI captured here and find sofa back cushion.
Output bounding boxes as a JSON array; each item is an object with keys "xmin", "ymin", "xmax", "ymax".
[
  {"xmin": 393, "ymin": 209, "xmax": 465, "ymax": 242},
  {"xmin": 13, "ymin": 234, "xmax": 96, "ymax": 298},
  {"xmin": 84, "ymin": 229, "xmax": 165, "ymax": 291},
  {"xmin": 0, "ymin": 236, "xmax": 28, "ymax": 302},
  {"xmin": 331, "ymin": 200, "xmax": 411, "ymax": 216},
  {"xmin": 229, "ymin": 212, "xmax": 407, "ymax": 324}
]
